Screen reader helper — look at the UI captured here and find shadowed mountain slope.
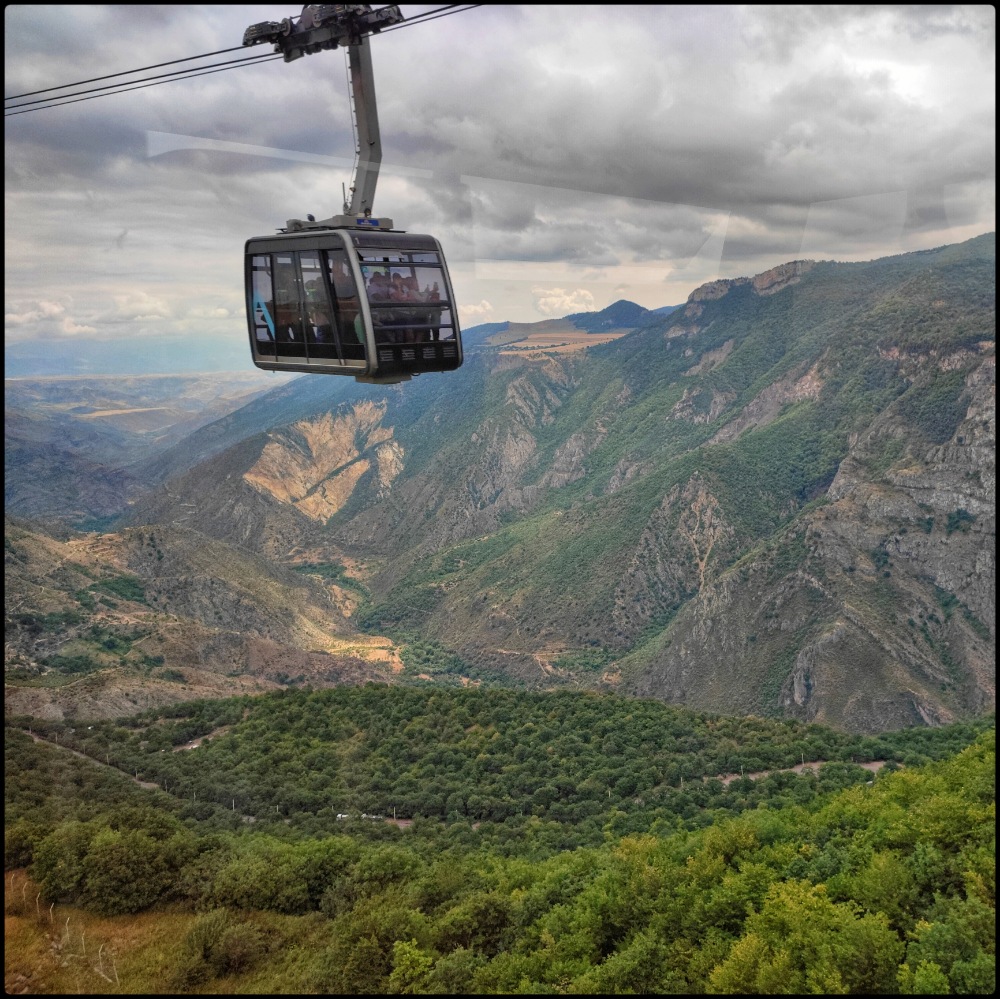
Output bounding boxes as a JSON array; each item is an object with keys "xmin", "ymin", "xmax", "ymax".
[{"xmin": 4, "ymin": 374, "xmax": 294, "ymax": 525}]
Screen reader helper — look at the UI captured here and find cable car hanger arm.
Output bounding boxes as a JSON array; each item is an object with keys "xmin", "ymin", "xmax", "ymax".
[{"xmin": 243, "ymin": 4, "xmax": 403, "ymax": 231}]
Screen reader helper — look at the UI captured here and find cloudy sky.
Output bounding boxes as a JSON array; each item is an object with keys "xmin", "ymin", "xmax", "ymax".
[{"xmin": 4, "ymin": 4, "xmax": 995, "ymax": 370}]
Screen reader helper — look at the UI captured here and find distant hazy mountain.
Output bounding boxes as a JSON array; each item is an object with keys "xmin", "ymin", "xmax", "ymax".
[
  {"xmin": 4, "ymin": 333, "xmax": 256, "ymax": 378},
  {"xmin": 5, "ymin": 407, "xmax": 146, "ymax": 524},
  {"xmin": 4, "ymin": 373, "xmax": 294, "ymax": 523},
  {"xmin": 14, "ymin": 235, "xmax": 996, "ymax": 732}
]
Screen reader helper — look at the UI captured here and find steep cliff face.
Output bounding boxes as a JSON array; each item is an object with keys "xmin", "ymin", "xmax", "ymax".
[
  {"xmin": 709, "ymin": 361, "xmax": 824, "ymax": 443},
  {"xmin": 624, "ymin": 343, "xmax": 995, "ymax": 732},
  {"xmin": 123, "ymin": 398, "xmax": 408, "ymax": 558},
  {"xmin": 825, "ymin": 352, "xmax": 995, "ymax": 628},
  {"xmin": 685, "ymin": 260, "xmax": 815, "ymax": 302},
  {"xmin": 330, "ymin": 356, "xmax": 584, "ymax": 562},
  {"xmin": 613, "ymin": 474, "xmax": 738, "ymax": 642},
  {"xmin": 244, "ymin": 401, "xmax": 403, "ymax": 522}
]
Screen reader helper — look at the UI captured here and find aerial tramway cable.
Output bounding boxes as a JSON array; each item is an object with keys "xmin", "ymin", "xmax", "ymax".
[
  {"xmin": 4, "ymin": 53, "xmax": 280, "ymax": 115},
  {"xmin": 5, "ymin": 44, "xmax": 250, "ymax": 101},
  {"xmin": 4, "ymin": 5, "xmax": 480, "ymax": 116}
]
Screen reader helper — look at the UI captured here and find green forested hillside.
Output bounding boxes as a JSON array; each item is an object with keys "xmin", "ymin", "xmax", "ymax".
[
  {"xmin": 4, "ymin": 689, "xmax": 994, "ymax": 994},
  {"xmin": 7, "ymin": 687, "xmax": 991, "ymax": 840},
  {"xmin": 339, "ymin": 235, "xmax": 995, "ymax": 728}
]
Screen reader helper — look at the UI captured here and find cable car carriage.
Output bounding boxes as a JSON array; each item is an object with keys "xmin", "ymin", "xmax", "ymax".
[
  {"xmin": 242, "ymin": 4, "xmax": 461, "ymax": 384},
  {"xmin": 246, "ymin": 219, "xmax": 462, "ymax": 384}
]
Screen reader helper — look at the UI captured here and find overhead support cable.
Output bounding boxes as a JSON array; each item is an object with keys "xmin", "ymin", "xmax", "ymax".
[
  {"xmin": 379, "ymin": 4, "xmax": 481, "ymax": 33},
  {"xmin": 5, "ymin": 53, "xmax": 279, "ymax": 112},
  {"xmin": 5, "ymin": 45, "xmax": 249, "ymax": 101},
  {"xmin": 5, "ymin": 5, "xmax": 482, "ymax": 117},
  {"xmin": 4, "ymin": 57, "xmax": 282, "ymax": 117}
]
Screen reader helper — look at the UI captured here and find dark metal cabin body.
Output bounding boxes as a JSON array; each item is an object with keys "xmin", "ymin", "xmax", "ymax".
[{"xmin": 245, "ymin": 229, "xmax": 462, "ymax": 382}]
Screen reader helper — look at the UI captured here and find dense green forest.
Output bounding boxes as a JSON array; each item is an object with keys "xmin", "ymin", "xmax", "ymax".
[
  {"xmin": 4, "ymin": 688, "xmax": 995, "ymax": 993},
  {"xmin": 7, "ymin": 687, "xmax": 993, "ymax": 839}
]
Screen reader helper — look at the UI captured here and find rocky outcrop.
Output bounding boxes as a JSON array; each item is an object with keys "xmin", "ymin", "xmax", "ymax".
[
  {"xmin": 244, "ymin": 401, "xmax": 401, "ymax": 522},
  {"xmin": 751, "ymin": 260, "xmax": 816, "ymax": 295},
  {"xmin": 613, "ymin": 474, "xmax": 738, "ymax": 642},
  {"xmin": 689, "ymin": 277, "xmax": 750, "ymax": 302},
  {"xmin": 687, "ymin": 260, "xmax": 816, "ymax": 304},
  {"xmin": 711, "ymin": 361, "xmax": 824, "ymax": 443},
  {"xmin": 606, "ymin": 456, "xmax": 648, "ymax": 494},
  {"xmin": 672, "ymin": 387, "xmax": 735, "ymax": 425},
  {"xmin": 539, "ymin": 432, "xmax": 593, "ymax": 489},
  {"xmin": 684, "ymin": 339, "xmax": 735, "ymax": 376}
]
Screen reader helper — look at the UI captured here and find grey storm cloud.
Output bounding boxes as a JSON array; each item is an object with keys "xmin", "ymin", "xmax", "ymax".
[{"xmin": 4, "ymin": 3, "xmax": 995, "ymax": 339}]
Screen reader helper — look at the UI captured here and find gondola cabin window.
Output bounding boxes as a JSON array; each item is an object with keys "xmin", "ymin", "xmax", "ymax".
[
  {"xmin": 358, "ymin": 251, "xmax": 455, "ymax": 347},
  {"xmin": 248, "ymin": 248, "xmax": 367, "ymax": 370},
  {"xmin": 249, "ymin": 254, "xmax": 276, "ymax": 360},
  {"xmin": 245, "ymin": 231, "xmax": 462, "ymax": 380},
  {"xmin": 273, "ymin": 252, "xmax": 306, "ymax": 359}
]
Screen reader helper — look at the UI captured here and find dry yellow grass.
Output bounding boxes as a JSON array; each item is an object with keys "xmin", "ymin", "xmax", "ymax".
[
  {"xmin": 5, "ymin": 871, "xmax": 195, "ymax": 994},
  {"xmin": 5, "ymin": 873, "xmax": 335, "ymax": 994},
  {"xmin": 498, "ymin": 328, "xmax": 629, "ymax": 356}
]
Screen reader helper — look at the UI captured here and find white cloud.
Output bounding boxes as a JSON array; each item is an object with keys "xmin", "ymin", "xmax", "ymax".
[
  {"xmin": 533, "ymin": 287, "xmax": 595, "ymax": 317},
  {"xmin": 60, "ymin": 317, "xmax": 97, "ymax": 335},
  {"xmin": 459, "ymin": 299, "xmax": 494, "ymax": 323},
  {"xmin": 5, "ymin": 300, "xmax": 66, "ymax": 326},
  {"xmin": 187, "ymin": 306, "xmax": 231, "ymax": 320},
  {"xmin": 110, "ymin": 292, "xmax": 172, "ymax": 322}
]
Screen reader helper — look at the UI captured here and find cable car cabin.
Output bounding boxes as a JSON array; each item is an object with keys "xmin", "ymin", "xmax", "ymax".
[{"xmin": 245, "ymin": 229, "xmax": 462, "ymax": 383}]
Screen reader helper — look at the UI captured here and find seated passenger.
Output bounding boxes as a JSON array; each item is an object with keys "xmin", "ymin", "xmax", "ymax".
[
  {"xmin": 367, "ymin": 271, "xmax": 391, "ymax": 300},
  {"xmin": 367, "ymin": 272, "xmax": 398, "ymax": 344},
  {"xmin": 307, "ymin": 304, "xmax": 333, "ymax": 343},
  {"xmin": 388, "ymin": 274, "xmax": 417, "ymax": 342}
]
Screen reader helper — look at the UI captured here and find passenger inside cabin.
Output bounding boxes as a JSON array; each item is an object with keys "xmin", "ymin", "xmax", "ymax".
[
  {"xmin": 366, "ymin": 271, "xmax": 400, "ymax": 344},
  {"xmin": 367, "ymin": 271, "xmax": 391, "ymax": 300},
  {"xmin": 426, "ymin": 281, "xmax": 442, "ymax": 340},
  {"xmin": 307, "ymin": 303, "xmax": 333, "ymax": 344}
]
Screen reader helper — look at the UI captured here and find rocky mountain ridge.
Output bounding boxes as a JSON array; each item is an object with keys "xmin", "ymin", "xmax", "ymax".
[{"xmin": 7, "ymin": 235, "xmax": 995, "ymax": 732}]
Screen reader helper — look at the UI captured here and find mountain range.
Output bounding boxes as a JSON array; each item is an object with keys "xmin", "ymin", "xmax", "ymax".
[{"xmin": 5, "ymin": 234, "xmax": 995, "ymax": 733}]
